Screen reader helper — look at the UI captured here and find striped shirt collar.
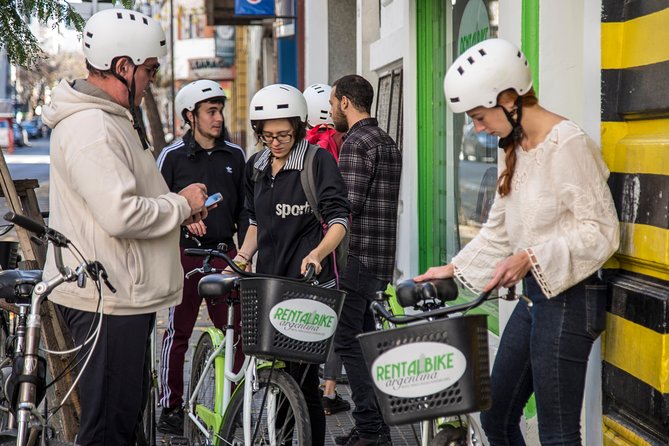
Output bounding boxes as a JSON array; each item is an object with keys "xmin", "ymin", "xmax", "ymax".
[{"xmin": 253, "ymin": 139, "xmax": 309, "ymax": 172}]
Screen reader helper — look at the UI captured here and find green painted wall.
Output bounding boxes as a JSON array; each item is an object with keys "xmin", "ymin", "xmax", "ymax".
[{"xmin": 416, "ymin": 0, "xmax": 449, "ymax": 273}]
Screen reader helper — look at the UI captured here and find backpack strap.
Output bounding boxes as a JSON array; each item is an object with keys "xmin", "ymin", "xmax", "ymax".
[{"xmin": 300, "ymin": 144, "xmax": 322, "ymax": 223}]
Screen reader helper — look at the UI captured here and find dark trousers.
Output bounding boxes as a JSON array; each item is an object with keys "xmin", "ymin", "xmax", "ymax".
[
  {"xmin": 480, "ymin": 274, "xmax": 606, "ymax": 445},
  {"xmin": 286, "ymin": 362, "xmax": 325, "ymax": 446},
  {"xmin": 334, "ymin": 256, "xmax": 389, "ymax": 435},
  {"xmin": 59, "ymin": 305, "xmax": 155, "ymax": 446},
  {"xmin": 322, "ymin": 342, "xmax": 343, "ymax": 381},
  {"xmin": 159, "ymin": 247, "xmax": 243, "ymax": 409}
]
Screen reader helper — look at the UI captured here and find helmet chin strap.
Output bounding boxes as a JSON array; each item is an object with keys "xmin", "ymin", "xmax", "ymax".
[
  {"xmin": 112, "ymin": 62, "xmax": 150, "ymax": 150},
  {"xmin": 497, "ymin": 96, "xmax": 523, "ymax": 149}
]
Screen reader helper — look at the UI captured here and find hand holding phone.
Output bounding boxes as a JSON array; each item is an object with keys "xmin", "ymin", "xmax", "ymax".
[{"xmin": 205, "ymin": 192, "xmax": 223, "ymax": 209}]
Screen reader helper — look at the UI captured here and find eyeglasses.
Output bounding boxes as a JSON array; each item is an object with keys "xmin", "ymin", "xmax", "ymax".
[
  {"xmin": 141, "ymin": 62, "xmax": 160, "ymax": 77},
  {"xmin": 259, "ymin": 132, "xmax": 293, "ymax": 144}
]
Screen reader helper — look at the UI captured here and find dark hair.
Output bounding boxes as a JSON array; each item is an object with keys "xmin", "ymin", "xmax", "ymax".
[
  {"xmin": 497, "ymin": 87, "xmax": 539, "ymax": 197},
  {"xmin": 185, "ymin": 97, "xmax": 227, "ymax": 127},
  {"xmin": 332, "ymin": 74, "xmax": 374, "ymax": 114},
  {"xmin": 252, "ymin": 116, "xmax": 307, "ymax": 144}
]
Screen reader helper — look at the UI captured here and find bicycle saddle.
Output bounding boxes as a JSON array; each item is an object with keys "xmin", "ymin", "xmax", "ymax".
[
  {"xmin": 198, "ymin": 273, "xmax": 238, "ymax": 298},
  {"xmin": 395, "ymin": 278, "xmax": 459, "ymax": 308},
  {"xmin": 0, "ymin": 270, "xmax": 42, "ymax": 305}
]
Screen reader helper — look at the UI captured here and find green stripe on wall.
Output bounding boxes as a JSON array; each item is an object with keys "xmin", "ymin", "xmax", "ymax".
[{"xmin": 521, "ymin": 0, "xmax": 540, "ymax": 94}]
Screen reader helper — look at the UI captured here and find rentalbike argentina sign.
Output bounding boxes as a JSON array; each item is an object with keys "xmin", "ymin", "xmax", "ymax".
[
  {"xmin": 371, "ymin": 342, "xmax": 467, "ymax": 398},
  {"xmin": 270, "ymin": 299, "xmax": 338, "ymax": 342}
]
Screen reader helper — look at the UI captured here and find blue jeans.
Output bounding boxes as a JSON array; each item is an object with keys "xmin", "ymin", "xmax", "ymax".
[
  {"xmin": 334, "ymin": 255, "xmax": 389, "ymax": 435},
  {"xmin": 480, "ymin": 274, "xmax": 606, "ymax": 446}
]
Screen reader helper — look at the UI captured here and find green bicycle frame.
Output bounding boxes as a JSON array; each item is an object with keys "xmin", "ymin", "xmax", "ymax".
[
  {"xmin": 193, "ymin": 326, "xmax": 287, "ymax": 446},
  {"xmin": 193, "ymin": 327, "xmax": 227, "ymax": 439}
]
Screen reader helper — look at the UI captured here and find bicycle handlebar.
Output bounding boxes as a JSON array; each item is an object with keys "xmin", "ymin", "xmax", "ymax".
[
  {"xmin": 4, "ymin": 212, "xmax": 69, "ymax": 247},
  {"xmin": 184, "ymin": 246, "xmax": 316, "ymax": 282},
  {"xmin": 371, "ymin": 289, "xmax": 493, "ymax": 324},
  {"xmin": 3, "ymin": 211, "xmax": 115, "ymax": 293}
]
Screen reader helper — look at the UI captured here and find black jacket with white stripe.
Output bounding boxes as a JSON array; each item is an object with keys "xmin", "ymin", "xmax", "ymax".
[{"xmin": 157, "ymin": 131, "xmax": 248, "ymax": 248}]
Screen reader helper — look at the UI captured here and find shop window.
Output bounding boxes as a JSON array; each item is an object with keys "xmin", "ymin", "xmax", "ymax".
[{"xmin": 376, "ymin": 68, "xmax": 403, "ymax": 151}]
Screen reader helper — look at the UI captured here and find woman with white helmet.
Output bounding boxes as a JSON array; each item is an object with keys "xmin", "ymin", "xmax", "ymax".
[
  {"xmin": 303, "ymin": 83, "xmax": 343, "ymax": 162},
  {"xmin": 235, "ymin": 83, "xmax": 350, "ymax": 445},
  {"xmin": 415, "ymin": 38, "xmax": 619, "ymax": 445}
]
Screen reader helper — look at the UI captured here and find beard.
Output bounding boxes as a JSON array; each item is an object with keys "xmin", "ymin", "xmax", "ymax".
[
  {"xmin": 331, "ymin": 104, "xmax": 349, "ymax": 133},
  {"xmin": 334, "ymin": 120, "xmax": 349, "ymax": 133}
]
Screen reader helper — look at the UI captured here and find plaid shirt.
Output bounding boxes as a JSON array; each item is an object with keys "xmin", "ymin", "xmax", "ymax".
[{"xmin": 339, "ymin": 118, "xmax": 402, "ymax": 283}]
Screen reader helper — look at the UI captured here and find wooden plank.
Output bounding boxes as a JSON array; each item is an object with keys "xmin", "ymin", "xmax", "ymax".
[{"xmin": 0, "ymin": 152, "xmax": 79, "ymax": 440}]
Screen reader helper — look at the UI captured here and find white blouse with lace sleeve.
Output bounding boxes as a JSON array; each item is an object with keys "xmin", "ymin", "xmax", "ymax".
[{"xmin": 452, "ymin": 120, "xmax": 620, "ymax": 298}]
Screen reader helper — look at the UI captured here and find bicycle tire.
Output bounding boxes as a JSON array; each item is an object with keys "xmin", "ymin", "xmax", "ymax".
[
  {"xmin": 428, "ymin": 415, "xmax": 483, "ymax": 446},
  {"xmin": 218, "ymin": 368, "xmax": 311, "ymax": 445},
  {"xmin": 136, "ymin": 382, "xmax": 157, "ymax": 446},
  {"xmin": 186, "ymin": 332, "xmax": 216, "ymax": 446}
]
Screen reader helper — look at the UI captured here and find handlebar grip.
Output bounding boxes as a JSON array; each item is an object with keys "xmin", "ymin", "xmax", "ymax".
[
  {"xmin": 4, "ymin": 212, "xmax": 47, "ymax": 237},
  {"xmin": 395, "ymin": 278, "xmax": 459, "ymax": 308},
  {"xmin": 303, "ymin": 263, "xmax": 316, "ymax": 281},
  {"xmin": 184, "ymin": 248, "xmax": 211, "ymax": 257}
]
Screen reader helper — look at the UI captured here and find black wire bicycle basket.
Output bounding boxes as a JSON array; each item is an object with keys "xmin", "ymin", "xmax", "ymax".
[
  {"xmin": 358, "ymin": 314, "xmax": 491, "ymax": 425},
  {"xmin": 239, "ymin": 277, "xmax": 345, "ymax": 363}
]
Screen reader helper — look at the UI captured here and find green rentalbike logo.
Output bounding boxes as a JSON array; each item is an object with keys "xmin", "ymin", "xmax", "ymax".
[
  {"xmin": 269, "ymin": 298, "xmax": 338, "ymax": 342},
  {"xmin": 459, "ymin": 26, "xmax": 489, "ymax": 54},
  {"xmin": 371, "ymin": 342, "xmax": 467, "ymax": 398}
]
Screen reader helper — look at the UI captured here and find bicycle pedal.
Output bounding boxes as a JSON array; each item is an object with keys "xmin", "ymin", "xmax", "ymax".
[{"xmin": 166, "ymin": 436, "xmax": 190, "ymax": 446}]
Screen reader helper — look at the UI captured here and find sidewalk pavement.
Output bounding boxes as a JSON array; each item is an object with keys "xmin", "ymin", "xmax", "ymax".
[{"xmin": 153, "ymin": 305, "xmax": 421, "ymax": 445}]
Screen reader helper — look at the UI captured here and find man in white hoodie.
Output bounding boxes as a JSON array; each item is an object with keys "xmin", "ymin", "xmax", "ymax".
[{"xmin": 41, "ymin": 9, "xmax": 207, "ymax": 445}]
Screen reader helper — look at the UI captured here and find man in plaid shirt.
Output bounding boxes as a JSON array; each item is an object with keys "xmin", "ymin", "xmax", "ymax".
[{"xmin": 330, "ymin": 74, "xmax": 402, "ymax": 446}]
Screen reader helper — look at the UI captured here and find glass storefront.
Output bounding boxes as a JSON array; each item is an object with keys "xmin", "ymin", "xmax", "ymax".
[{"xmin": 449, "ymin": 0, "xmax": 499, "ymax": 251}]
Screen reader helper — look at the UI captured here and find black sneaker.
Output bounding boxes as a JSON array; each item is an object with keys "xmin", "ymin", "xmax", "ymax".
[
  {"xmin": 335, "ymin": 427, "xmax": 359, "ymax": 445},
  {"xmin": 322, "ymin": 392, "xmax": 351, "ymax": 415},
  {"xmin": 346, "ymin": 431, "xmax": 392, "ymax": 446},
  {"xmin": 157, "ymin": 406, "xmax": 184, "ymax": 435}
]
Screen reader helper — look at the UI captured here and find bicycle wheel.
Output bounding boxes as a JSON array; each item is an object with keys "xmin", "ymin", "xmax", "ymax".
[
  {"xmin": 186, "ymin": 332, "xmax": 216, "ymax": 446},
  {"xmin": 135, "ymin": 380, "xmax": 157, "ymax": 446},
  {"xmin": 218, "ymin": 368, "xmax": 310, "ymax": 445},
  {"xmin": 429, "ymin": 415, "xmax": 483, "ymax": 446}
]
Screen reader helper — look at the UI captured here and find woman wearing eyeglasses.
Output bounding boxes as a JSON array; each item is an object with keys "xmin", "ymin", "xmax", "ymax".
[{"xmin": 233, "ymin": 83, "xmax": 350, "ymax": 446}]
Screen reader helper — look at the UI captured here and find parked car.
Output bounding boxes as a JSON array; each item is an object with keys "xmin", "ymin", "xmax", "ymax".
[
  {"xmin": 13, "ymin": 123, "xmax": 29, "ymax": 147},
  {"xmin": 21, "ymin": 120, "xmax": 42, "ymax": 139},
  {"xmin": 0, "ymin": 120, "xmax": 9, "ymax": 148}
]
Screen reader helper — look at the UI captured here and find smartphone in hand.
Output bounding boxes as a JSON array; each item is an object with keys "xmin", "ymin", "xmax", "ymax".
[{"xmin": 205, "ymin": 192, "xmax": 223, "ymax": 209}]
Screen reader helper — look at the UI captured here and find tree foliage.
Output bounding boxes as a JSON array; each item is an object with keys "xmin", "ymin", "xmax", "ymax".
[{"xmin": 0, "ymin": 0, "xmax": 132, "ymax": 68}]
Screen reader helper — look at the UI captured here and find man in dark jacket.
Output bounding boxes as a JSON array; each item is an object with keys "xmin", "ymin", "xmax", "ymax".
[
  {"xmin": 331, "ymin": 74, "xmax": 402, "ymax": 446},
  {"xmin": 155, "ymin": 79, "xmax": 248, "ymax": 435}
]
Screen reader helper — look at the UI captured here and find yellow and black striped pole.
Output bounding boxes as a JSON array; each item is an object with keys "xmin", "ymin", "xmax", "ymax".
[{"xmin": 601, "ymin": 1, "xmax": 669, "ymax": 444}]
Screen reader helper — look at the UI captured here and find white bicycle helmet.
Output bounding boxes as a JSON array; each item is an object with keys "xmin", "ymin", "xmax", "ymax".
[
  {"xmin": 249, "ymin": 84, "xmax": 307, "ymax": 122},
  {"xmin": 176, "ymin": 80, "xmax": 226, "ymax": 119},
  {"xmin": 83, "ymin": 8, "xmax": 167, "ymax": 70},
  {"xmin": 443, "ymin": 38, "xmax": 532, "ymax": 113},
  {"xmin": 303, "ymin": 83, "xmax": 333, "ymax": 127}
]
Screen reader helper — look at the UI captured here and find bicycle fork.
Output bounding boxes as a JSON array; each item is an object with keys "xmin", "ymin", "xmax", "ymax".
[{"xmin": 15, "ymin": 284, "xmax": 49, "ymax": 445}]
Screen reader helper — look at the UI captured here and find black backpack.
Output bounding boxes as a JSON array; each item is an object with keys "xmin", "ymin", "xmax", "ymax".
[{"xmin": 252, "ymin": 144, "xmax": 350, "ymax": 273}]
